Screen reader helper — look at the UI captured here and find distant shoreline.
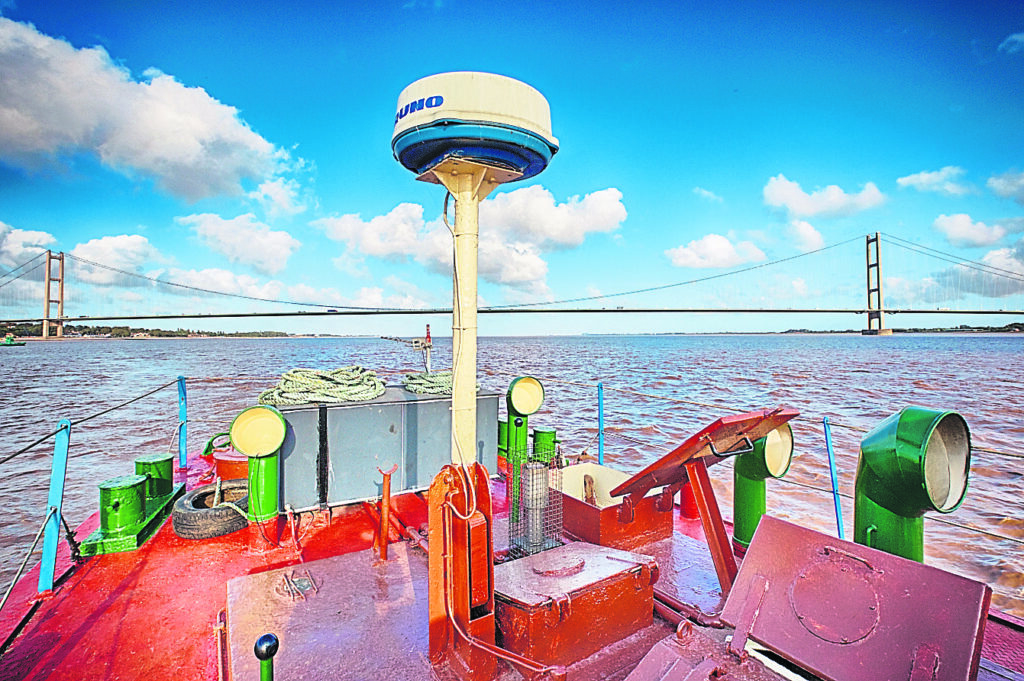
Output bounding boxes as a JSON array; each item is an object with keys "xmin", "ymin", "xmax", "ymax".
[{"xmin": 7, "ymin": 324, "xmax": 1022, "ymax": 341}]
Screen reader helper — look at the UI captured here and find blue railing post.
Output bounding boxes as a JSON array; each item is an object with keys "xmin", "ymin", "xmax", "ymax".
[
  {"xmin": 38, "ymin": 418, "xmax": 71, "ymax": 594},
  {"xmin": 177, "ymin": 376, "xmax": 187, "ymax": 470},
  {"xmin": 597, "ymin": 382, "xmax": 604, "ymax": 465},
  {"xmin": 823, "ymin": 416, "xmax": 845, "ymax": 540}
]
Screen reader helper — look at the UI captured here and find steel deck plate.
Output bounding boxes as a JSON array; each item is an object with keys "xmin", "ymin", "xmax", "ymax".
[{"xmin": 226, "ymin": 542, "xmax": 432, "ymax": 681}]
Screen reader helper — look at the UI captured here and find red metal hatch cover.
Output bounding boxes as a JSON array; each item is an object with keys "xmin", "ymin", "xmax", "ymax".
[
  {"xmin": 609, "ymin": 407, "xmax": 799, "ymax": 501},
  {"xmin": 721, "ymin": 515, "xmax": 992, "ymax": 681}
]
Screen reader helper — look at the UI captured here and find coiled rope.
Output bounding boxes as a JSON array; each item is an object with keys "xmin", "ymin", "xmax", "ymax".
[
  {"xmin": 402, "ymin": 370, "xmax": 483, "ymax": 395},
  {"xmin": 257, "ymin": 367, "xmax": 386, "ymax": 406},
  {"xmin": 403, "ymin": 371, "xmax": 454, "ymax": 395}
]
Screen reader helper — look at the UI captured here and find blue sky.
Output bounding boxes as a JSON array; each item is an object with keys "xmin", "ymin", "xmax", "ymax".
[{"xmin": 1, "ymin": 1, "xmax": 1023, "ymax": 335}]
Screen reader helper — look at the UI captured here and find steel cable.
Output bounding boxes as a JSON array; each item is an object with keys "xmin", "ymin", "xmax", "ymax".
[{"xmin": 0, "ymin": 379, "xmax": 179, "ymax": 466}]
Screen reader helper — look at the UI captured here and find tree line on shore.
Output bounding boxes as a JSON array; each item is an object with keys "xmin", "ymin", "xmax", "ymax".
[{"xmin": 1, "ymin": 323, "xmax": 289, "ymax": 338}]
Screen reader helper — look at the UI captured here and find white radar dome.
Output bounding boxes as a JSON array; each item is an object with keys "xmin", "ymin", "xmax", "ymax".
[{"xmin": 391, "ymin": 72, "xmax": 558, "ymax": 181}]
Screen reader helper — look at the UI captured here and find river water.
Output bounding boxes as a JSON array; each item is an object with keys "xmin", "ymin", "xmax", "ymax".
[{"xmin": 1, "ymin": 333, "xmax": 1022, "ymax": 616}]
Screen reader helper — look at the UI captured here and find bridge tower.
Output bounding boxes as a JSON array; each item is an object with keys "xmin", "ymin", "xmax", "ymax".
[
  {"xmin": 863, "ymin": 233, "xmax": 892, "ymax": 336},
  {"xmin": 42, "ymin": 250, "xmax": 65, "ymax": 339}
]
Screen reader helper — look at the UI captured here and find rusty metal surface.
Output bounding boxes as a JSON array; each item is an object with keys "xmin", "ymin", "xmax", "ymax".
[
  {"xmin": 624, "ymin": 623, "xmax": 786, "ymax": 681},
  {"xmin": 226, "ymin": 541, "xmax": 432, "ymax": 680},
  {"xmin": 494, "ymin": 542, "xmax": 654, "ymax": 607},
  {"xmin": 643, "ymin": 532, "xmax": 727, "ymax": 623},
  {"xmin": 565, "ymin": 620, "xmax": 676, "ymax": 681},
  {"xmin": 721, "ymin": 515, "xmax": 992, "ymax": 681},
  {"xmin": 494, "ymin": 542, "xmax": 657, "ymax": 667},
  {"xmin": 609, "ymin": 408, "xmax": 799, "ymax": 501}
]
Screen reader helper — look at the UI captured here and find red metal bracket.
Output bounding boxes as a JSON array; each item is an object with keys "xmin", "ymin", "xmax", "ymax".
[
  {"xmin": 617, "ymin": 494, "xmax": 636, "ymax": 523},
  {"xmin": 684, "ymin": 458, "xmax": 737, "ymax": 593}
]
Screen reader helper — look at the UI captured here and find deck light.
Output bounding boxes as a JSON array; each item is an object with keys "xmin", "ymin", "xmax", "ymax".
[
  {"xmin": 733, "ymin": 423, "xmax": 794, "ymax": 550},
  {"xmin": 854, "ymin": 407, "xmax": 971, "ymax": 562}
]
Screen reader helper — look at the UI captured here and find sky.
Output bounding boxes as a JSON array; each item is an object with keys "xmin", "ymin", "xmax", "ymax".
[{"xmin": 1, "ymin": 0, "xmax": 1023, "ymax": 335}]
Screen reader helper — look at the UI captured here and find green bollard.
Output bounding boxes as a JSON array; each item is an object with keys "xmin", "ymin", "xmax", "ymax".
[
  {"xmin": 134, "ymin": 453, "xmax": 174, "ymax": 499},
  {"xmin": 254, "ymin": 633, "xmax": 279, "ymax": 681},
  {"xmin": 99, "ymin": 475, "xmax": 147, "ymax": 536}
]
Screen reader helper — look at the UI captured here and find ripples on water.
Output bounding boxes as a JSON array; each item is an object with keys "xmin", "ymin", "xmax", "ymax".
[{"xmin": 1, "ymin": 334, "xmax": 1022, "ymax": 615}]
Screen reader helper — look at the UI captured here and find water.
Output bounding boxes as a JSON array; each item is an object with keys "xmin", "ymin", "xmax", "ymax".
[{"xmin": 1, "ymin": 334, "xmax": 1022, "ymax": 616}]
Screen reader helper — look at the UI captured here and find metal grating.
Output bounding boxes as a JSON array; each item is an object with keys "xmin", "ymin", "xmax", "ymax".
[{"xmin": 508, "ymin": 442, "xmax": 563, "ymax": 558}]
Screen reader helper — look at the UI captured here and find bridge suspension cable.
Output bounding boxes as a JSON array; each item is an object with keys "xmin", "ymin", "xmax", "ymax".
[
  {"xmin": 880, "ymin": 233, "xmax": 1024, "ymax": 284},
  {"xmin": 0, "ymin": 252, "xmax": 46, "ymax": 287},
  {"xmin": 62, "ymin": 253, "xmax": 400, "ymax": 311}
]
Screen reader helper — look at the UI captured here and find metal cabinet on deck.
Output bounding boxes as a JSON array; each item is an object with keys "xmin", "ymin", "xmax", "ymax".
[{"xmin": 277, "ymin": 388, "xmax": 498, "ymax": 512}]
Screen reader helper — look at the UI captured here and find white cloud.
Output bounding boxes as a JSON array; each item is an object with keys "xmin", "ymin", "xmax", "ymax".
[
  {"xmin": 313, "ymin": 185, "xmax": 626, "ymax": 296},
  {"xmin": 988, "ymin": 170, "xmax": 1024, "ymax": 205},
  {"xmin": 788, "ymin": 220, "xmax": 825, "ymax": 252},
  {"xmin": 0, "ymin": 219, "xmax": 55, "ymax": 268},
  {"xmin": 152, "ymin": 267, "xmax": 284, "ymax": 300},
  {"xmin": 933, "ymin": 213, "xmax": 1006, "ymax": 247},
  {"xmin": 176, "ymin": 213, "xmax": 300, "ymax": 275},
  {"xmin": 0, "ymin": 18, "xmax": 277, "ymax": 200},
  {"xmin": 897, "ymin": 166, "xmax": 970, "ymax": 196},
  {"xmin": 70, "ymin": 234, "xmax": 162, "ymax": 285},
  {"xmin": 665, "ymin": 233, "xmax": 766, "ymax": 268},
  {"xmin": 480, "ymin": 186, "xmax": 625, "ymax": 249},
  {"xmin": 763, "ymin": 174, "xmax": 885, "ymax": 218},
  {"xmin": 248, "ymin": 177, "xmax": 308, "ymax": 218},
  {"xmin": 692, "ymin": 187, "xmax": 724, "ymax": 203},
  {"xmin": 998, "ymin": 33, "xmax": 1024, "ymax": 54}
]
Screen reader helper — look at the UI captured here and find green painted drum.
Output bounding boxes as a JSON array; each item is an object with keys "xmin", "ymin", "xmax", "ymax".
[
  {"xmin": 532, "ymin": 428, "xmax": 558, "ymax": 463},
  {"xmin": 498, "ymin": 419, "xmax": 508, "ymax": 457},
  {"xmin": 247, "ymin": 452, "xmax": 280, "ymax": 523},
  {"xmin": 99, "ymin": 474, "xmax": 147, "ymax": 535},
  {"xmin": 135, "ymin": 453, "xmax": 174, "ymax": 498}
]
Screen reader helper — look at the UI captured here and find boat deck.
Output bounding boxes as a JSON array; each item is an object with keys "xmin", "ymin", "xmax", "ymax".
[{"xmin": 0, "ymin": 460, "xmax": 1021, "ymax": 680}]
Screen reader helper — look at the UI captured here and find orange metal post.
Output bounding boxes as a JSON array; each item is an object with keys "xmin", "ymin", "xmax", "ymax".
[{"xmin": 377, "ymin": 465, "xmax": 397, "ymax": 561}]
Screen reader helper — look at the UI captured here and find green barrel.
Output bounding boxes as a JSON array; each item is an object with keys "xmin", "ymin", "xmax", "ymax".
[
  {"xmin": 99, "ymin": 474, "xmax": 147, "ymax": 536},
  {"xmin": 135, "ymin": 452, "xmax": 174, "ymax": 499},
  {"xmin": 531, "ymin": 428, "xmax": 558, "ymax": 463},
  {"xmin": 498, "ymin": 419, "xmax": 508, "ymax": 458},
  {"xmin": 247, "ymin": 453, "xmax": 280, "ymax": 523}
]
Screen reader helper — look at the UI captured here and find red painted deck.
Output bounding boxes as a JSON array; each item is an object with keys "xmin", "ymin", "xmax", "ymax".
[{"xmin": 0, "ymin": 459, "xmax": 1019, "ymax": 681}]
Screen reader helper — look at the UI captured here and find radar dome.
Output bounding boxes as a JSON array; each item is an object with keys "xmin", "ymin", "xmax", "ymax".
[{"xmin": 391, "ymin": 72, "xmax": 558, "ymax": 181}]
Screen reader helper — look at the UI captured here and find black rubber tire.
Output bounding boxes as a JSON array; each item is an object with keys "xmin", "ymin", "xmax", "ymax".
[{"xmin": 172, "ymin": 479, "xmax": 250, "ymax": 540}]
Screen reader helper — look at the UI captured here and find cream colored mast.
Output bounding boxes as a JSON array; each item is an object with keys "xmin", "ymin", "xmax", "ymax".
[{"xmin": 430, "ymin": 162, "xmax": 513, "ymax": 465}]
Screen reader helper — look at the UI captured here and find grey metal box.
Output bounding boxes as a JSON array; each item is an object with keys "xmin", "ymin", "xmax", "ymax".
[{"xmin": 278, "ymin": 388, "xmax": 498, "ymax": 511}]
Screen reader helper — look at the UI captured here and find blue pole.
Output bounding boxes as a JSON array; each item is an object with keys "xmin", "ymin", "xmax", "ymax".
[
  {"xmin": 177, "ymin": 376, "xmax": 187, "ymax": 470},
  {"xmin": 38, "ymin": 418, "xmax": 71, "ymax": 593},
  {"xmin": 823, "ymin": 417, "xmax": 845, "ymax": 540},
  {"xmin": 597, "ymin": 382, "xmax": 604, "ymax": 465}
]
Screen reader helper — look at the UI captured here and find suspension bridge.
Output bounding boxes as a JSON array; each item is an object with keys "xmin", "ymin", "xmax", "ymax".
[{"xmin": 1, "ymin": 232, "xmax": 1023, "ymax": 336}]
